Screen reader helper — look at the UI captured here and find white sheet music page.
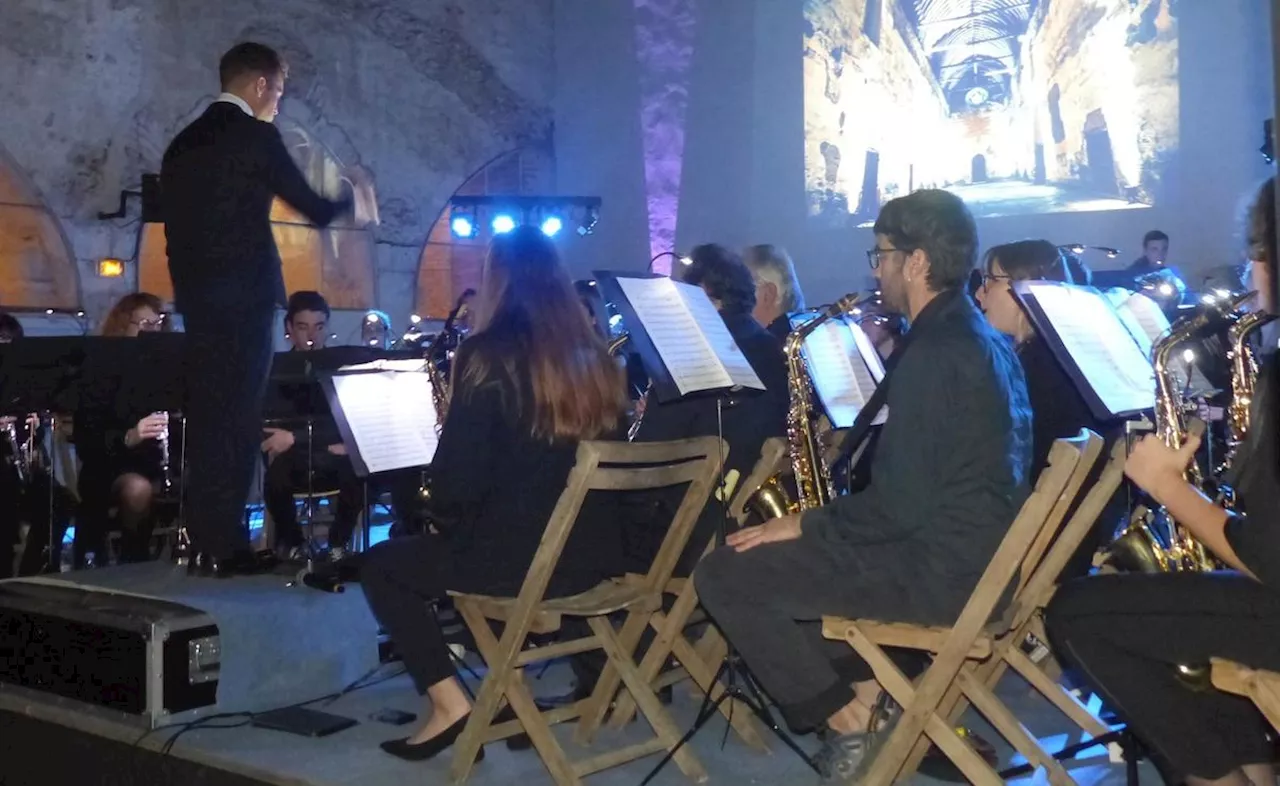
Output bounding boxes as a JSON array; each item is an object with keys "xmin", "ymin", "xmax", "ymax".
[
  {"xmin": 793, "ymin": 316, "xmax": 882, "ymax": 428},
  {"xmin": 617, "ymin": 277, "xmax": 733, "ymax": 395},
  {"xmin": 331, "ymin": 368, "xmax": 439, "ymax": 474},
  {"xmin": 1115, "ymin": 294, "xmax": 1214, "ymax": 395},
  {"xmin": 1023, "ymin": 283, "xmax": 1156, "ymax": 416},
  {"xmin": 675, "ymin": 283, "xmax": 766, "ymax": 391}
]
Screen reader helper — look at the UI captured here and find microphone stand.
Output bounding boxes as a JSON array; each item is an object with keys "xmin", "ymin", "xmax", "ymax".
[{"xmin": 640, "ymin": 397, "xmax": 815, "ymax": 785}]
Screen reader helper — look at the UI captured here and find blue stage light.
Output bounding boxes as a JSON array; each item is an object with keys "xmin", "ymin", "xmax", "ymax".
[
  {"xmin": 450, "ymin": 216, "xmax": 474, "ymax": 238},
  {"xmin": 540, "ymin": 215, "xmax": 563, "ymax": 237},
  {"xmin": 492, "ymin": 214, "xmax": 517, "ymax": 234}
]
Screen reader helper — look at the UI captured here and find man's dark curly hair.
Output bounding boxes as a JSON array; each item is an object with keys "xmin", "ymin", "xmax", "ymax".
[{"xmin": 681, "ymin": 244, "xmax": 757, "ymax": 316}]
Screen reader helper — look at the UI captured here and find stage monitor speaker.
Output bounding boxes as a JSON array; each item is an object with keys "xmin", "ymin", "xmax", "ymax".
[
  {"xmin": 0, "ymin": 579, "xmax": 219, "ymax": 728},
  {"xmin": 141, "ymin": 173, "xmax": 163, "ymax": 223}
]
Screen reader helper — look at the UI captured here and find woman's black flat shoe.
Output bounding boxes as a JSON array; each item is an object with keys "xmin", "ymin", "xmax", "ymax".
[{"xmin": 379, "ymin": 715, "xmax": 484, "ymax": 762}]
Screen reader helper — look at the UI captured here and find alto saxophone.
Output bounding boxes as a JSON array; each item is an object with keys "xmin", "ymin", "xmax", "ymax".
[
  {"xmin": 1109, "ymin": 294, "xmax": 1252, "ymax": 573},
  {"xmin": 745, "ymin": 293, "xmax": 866, "ymax": 516},
  {"xmin": 1224, "ymin": 307, "xmax": 1275, "ymax": 467},
  {"xmin": 423, "ymin": 327, "xmax": 454, "ymax": 435}
]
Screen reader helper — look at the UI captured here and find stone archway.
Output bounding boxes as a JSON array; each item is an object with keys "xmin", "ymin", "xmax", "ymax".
[
  {"xmin": 413, "ymin": 145, "xmax": 555, "ymax": 319},
  {"xmin": 0, "ymin": 143, "xmax": 81, "ymax": 309}
]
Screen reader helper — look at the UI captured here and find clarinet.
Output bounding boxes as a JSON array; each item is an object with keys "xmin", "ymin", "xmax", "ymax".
[
  {"xmin": 3, "ymin": 417, "xmax": 25, "ymax": 484},
  {"xmin": 157, "ymin": 412, "xmax": 172, "ymax": 494}
]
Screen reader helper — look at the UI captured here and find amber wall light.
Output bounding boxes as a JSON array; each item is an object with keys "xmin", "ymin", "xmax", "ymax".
[{"xmin": 97, "ymin": 258, "xmax": 126, "ymax": 278}]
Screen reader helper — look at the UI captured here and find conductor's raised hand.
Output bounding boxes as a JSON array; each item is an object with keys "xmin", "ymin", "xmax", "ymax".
[{"xmin": 726, "ymin": 513, "xmax": 802, "ymax": 553}]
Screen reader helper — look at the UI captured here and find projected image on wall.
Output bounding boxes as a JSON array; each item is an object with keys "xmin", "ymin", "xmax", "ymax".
[{"xmin": 804, "ymin": 0, "xmax": 1178, "ymax": 224}]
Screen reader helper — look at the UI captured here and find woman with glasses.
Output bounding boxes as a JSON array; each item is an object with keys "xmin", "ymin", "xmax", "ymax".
[
  {"xmin": 974, "ymin": 241, "xmax": 1117, "ymax": 579},
  {"xmin": 74, "ymin": 293, "xmax": 175, "ymax": 565}
]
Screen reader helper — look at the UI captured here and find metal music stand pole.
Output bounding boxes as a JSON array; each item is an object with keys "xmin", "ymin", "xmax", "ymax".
[{"xmin": 640, "ymin": 398, "xmax": 815, "ymax": 786}]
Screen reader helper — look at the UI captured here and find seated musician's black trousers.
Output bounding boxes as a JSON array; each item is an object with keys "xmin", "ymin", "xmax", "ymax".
[
  {"xmin": 360, "ymin": 535, "xmax": 458, "ymax": 692},
  {"xmin": 694, "ymin": 533, "xmax": 934, "ymax": 733},
  {"xmin": 263, "ymin": 445, "xmax": 363, "ymax": 550},
  {"xmin": 1047, "ymin": 572, "xmax": 1280, "ymax": 783}
]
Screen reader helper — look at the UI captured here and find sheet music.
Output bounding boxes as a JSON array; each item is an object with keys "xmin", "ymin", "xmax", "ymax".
[
  {"xmin": 791, "ymin": 315, "xmax": 884, "ymax": 428},
  {"xmin": 674, "ymin": 283, "xmax": 765, "ymax": 391},
  {"xmin": 338, "ymin": 359, "xmax": 428, "ymax": 373},
  {"xmin": 616, "ymin": 277, "xmax": 733, "ymax": 395},
  {"xmin": 1115, "ymin": 294, "xmax": 1213, "ymax": 396},
  {"xmin": 1021, "ymin": 283, "xmax": 1156, "ymax": 416},
  {"xmin": 331, "ymin": 368, "xmax": 439, "ymax": 474}
]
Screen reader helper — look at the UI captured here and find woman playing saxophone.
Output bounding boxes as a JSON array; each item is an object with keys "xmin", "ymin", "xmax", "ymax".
[{"xmin": 1046, "ymin": 177, "xmax": 1280, "ymax": 786}]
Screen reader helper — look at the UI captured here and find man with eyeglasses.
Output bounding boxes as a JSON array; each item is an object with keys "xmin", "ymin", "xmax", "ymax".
[{"xmin": 694, "ymin": 189, "xmax": 1032, "ymax": 782}]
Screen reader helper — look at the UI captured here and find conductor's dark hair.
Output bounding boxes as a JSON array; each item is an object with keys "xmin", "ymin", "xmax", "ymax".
[
  {"xmin": 0, "ymin": 313, "xmax": 22, "ymax": 341},
  {"xmin": 285, "ymin": 290, "xmax": 329, "ymax": 323},
  {"xmin": 873, "ymin": 189, "xmax": 978, "ymax": 292},
  {"xmin": 219, "ymin": 42, "xmax": 286, "ymax": 90},
  {"xmin": 984, "ymin": 239, "xmax": 1074, "ymax": 284},
  {"xmin": 1143, "ymin": 229, "xmax": 1169, "ymax": 246},
  {"xmin": 681, "ymin": 244, "xmax": 757, "ymax": 316}
]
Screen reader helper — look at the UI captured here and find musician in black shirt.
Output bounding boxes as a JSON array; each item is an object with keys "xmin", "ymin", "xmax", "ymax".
[
  {"xmin": 261, "ymin": 291, "xmax": 363, "ymax": 559},
  {"xmin": 1047, "ymin": 179, "xmax": 1280, "ymax": 786},
  {"xmin": 695, "ymin": 190, "xmax": 1032, "ymax": 782},
  {"xmin": 76, "ymin": 294, "xmax": 173, "ymax": 565}
]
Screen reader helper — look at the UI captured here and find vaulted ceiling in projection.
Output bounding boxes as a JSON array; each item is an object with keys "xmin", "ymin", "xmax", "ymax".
[{"xmin": 898, "ymin": 0, "xmax": 1037, "ymax": 114}]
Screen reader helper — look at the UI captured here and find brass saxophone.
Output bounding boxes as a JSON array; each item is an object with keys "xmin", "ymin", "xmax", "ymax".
[
  {"xmin": 1109, "ymin": 294, "xmax": 1252, "ymax": 573},
  {"xmin": 1224, "ymin": 307, "xmax": 1275, "ymax": 466},
  {"xmin": 764, "ymin": 293, "xmax": 867, "ymax": 513},
  {"xmin": 423, "ymin": 328, "xmax": 454, "ymax": 434}
]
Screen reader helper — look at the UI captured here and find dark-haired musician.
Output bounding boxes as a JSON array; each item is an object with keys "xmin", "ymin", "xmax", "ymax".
[
  {"xmin": 695, "ymin": 189, "xmax": 1032, "ymax": 782},
  {"xmin": 75, "ymin": 293, "xmax": 174, "ymax": 565},
  {"xmin": 977, "ymin": 240, "xmax": 1117, "ymax": 580},
  {"xmin": 1047, "ymin": 178, "xmax": 1280, "ymax": 786},
  {"xmin": 262, "ymin": 291, "xmax": 363, "ymax": 560},
  {"xmin": 163, "ymin": 41, "xmax": 360, "ymax": 576},
  {"xmin": 632, "ymin": 244, "xmax": 789, "ymax": 569},
  {"xmin": 360, "ymin": 227, "xmax": 629, "ymax": 762}
]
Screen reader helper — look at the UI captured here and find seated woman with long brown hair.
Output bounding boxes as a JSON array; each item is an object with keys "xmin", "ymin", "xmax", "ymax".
[
  {"xmin": 361, "ymin": 226, "xmax": 629, "ymax": 762},
  {"xmin": 75, "ymin": 293, "xmax": 173, "ymax": 565}
]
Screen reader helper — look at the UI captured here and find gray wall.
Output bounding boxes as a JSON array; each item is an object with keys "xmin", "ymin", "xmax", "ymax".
[{"xmin": 0, "ymin": 0, "xmax": 555, "ymax": 326}]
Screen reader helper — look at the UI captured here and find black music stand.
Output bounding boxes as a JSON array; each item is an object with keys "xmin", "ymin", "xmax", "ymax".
[{"xmin": 594, "ymin": 272, "xmax": 815, "ymax": 780}]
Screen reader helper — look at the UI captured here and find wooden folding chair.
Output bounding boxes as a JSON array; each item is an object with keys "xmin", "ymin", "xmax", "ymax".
[
  {"xmin": 897, "ymin": 439, "xmax": 1128, "ymax": 778},
  {"xmin": 821, "ymin": 433, "xmax": 1099, "ymax": 786},
  {"xmin": 1211, "ymin": 659, "xmax": 1280, "ymax": 733},
  {"xmin": 447, "ymin": 437, "xmax": 723, "ymax": 786},
  {"xmin": 602, "ymin": 438, "xmax": 791, "ymax": 751}
]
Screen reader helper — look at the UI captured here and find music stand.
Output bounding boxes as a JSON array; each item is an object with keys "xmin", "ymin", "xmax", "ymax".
[{"xmin": 594, "ymin": 272, "xmax": 815, "ymax": 780}]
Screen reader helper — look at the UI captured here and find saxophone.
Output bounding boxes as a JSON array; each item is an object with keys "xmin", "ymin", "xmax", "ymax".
[
  {"xmin": 1224, "ymin": 307, "xmax": 1275, "ymax": 466},
  {"xmin": 1109, "ymin": 294, "xmax": 1252, "ymax": 573},
  {"xmin": 423, "ymin": 328, "xmax": 454, "ymax": 435},
  {"xmin": 608, "ymin": 333, "xmax": 650, "ymax": 441},
  {"xmin": 771, "ymin": 293, "xmax": 867, "ymax": 512}
]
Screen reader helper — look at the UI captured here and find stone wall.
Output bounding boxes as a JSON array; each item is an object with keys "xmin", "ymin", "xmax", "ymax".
[{"xmin": 0, "ymin": 0, "xmax": 555, "ymax": 324}]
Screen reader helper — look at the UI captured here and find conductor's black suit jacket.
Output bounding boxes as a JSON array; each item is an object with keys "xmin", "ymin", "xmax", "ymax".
[{"xmin": 161, "ymin": 101, "xmax": 351, "ymax": 317}]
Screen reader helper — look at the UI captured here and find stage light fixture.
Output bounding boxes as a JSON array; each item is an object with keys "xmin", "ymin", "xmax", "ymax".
[
  {"xmin": 679, "ymin": 255, "xmax": 694, "ymax": 266},
  {"xmin": 540, "ymin": 215, "xmax": 563, "ymax": 237},
  {"xmin": 492, "ymin": 213, "xmax": 517, "ymax": 234}
]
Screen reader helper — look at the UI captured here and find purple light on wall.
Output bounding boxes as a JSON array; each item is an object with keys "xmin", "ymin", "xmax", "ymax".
[{"xmin": 634, "ymin": 0, "xmax": 696, "ymax": 275}]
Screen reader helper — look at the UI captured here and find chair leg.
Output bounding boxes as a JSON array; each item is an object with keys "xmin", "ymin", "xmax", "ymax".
[
  {"xmin": 956, "ymin": 669, "xmax": 1077, "ymax": 786},
  {"xmin": 587, "ymin": 615, "xmax": 709, "ymax": 784},
  {"xmin": 575, "ymin": 609, "xmax": 651, "ymax": 744},
  {"xmin": 453, "ymin": 601, "xmax": 579, "ymax": 786},
  {"xmin": 609, "ymin": 579, "xmax": 701, "ymax": 728}
]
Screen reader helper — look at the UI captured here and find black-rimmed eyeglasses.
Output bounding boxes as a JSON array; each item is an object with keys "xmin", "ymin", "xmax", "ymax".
[{"xmin": 865, "ymin": 247, "xmax": 902, "ymax": 269}]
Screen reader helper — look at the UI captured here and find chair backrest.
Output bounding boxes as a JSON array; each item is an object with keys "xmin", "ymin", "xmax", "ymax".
[
  {"xmin": 1015, "ymin": 430, "xmax": 1105, "ymax": 597},
  {"xmin": 929, "ymin": 434, "xmax": 1088, "ymax": 662},
  {"xmin": 727, "ymin": 437, "xmax": 788, "ymax": 525},
  {"xmin": 1009, "ymin": 438, "xmax": 1128, "ymax": 625},
  {"xmin": 508, "ymin": 436, "xmax": 726, "ymax": 610}
]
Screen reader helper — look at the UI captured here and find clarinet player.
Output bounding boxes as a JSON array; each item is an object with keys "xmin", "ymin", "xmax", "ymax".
[{"xmin": 162, "ymin": 42, "xmax": 361, "ymax": 577}]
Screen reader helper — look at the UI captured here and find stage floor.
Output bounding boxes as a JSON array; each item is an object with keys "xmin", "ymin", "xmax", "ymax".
[{"xmin": 0, "ymin": 653, "xmax": 1155, "ymax": 785}]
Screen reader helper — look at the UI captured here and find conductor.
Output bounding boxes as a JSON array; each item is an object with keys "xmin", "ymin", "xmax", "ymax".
[{"xmin": 162, "ymin": 42, "xmax": 357, "ymax": 576}]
